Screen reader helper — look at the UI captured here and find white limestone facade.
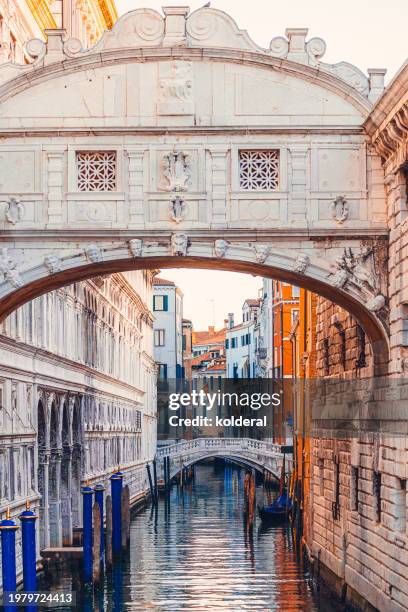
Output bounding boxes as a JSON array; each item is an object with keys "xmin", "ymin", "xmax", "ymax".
[{"xmin": 0, "ymin": 270, "xmax": 157, "ymax": 585}]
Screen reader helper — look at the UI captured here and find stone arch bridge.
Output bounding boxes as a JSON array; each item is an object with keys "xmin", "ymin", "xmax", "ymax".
[
  {"xmin": 0, "ymin": 5, "xmax": 393, "ymax": 373},
  {"xmin": 156, "ymin": 438, "xmax": 293, "ymax": 482}
]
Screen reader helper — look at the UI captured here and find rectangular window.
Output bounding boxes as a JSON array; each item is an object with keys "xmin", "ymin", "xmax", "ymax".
[
  {"xmin": 373, "ymin": 471, "xmax": 382, "ymax": 522},
  {"xmin": 350, "ymin": 466, "xmax": 359, "ymax": 512},
  {"xmin": 182, "ymin": 335, "xmax": 186, "ymax": 350},
  {"xmin": 241, "ymin": 335, "xmax": 245, "ymax": 346},
  {"xmin": 158, "ymin": 363, "xmax": 167, "ymax": 380},
  {"xmin": 292, "ymin": 286, "xmax": 300, "ymax": 298},
  {"xmin": 239, "ymin": 150, "xmax": 279, "ymax": 190},
  {"xmin": 225, "ymin": 339, "xmax": 229, "ymax": 349},
  {"xmin": 291, "ymin": 309, "xmax": 299, "ymax": 324},
  {"xmin": 154, "ymin": 329, "xmax": 165, "ymax": 347},
  {"xmin": 153, "ymin": 295, "xmax": 168, "ymax": 311},
  {"xmin": 76, "ymin": 151, "xmax": 117, "ymax": 191}
]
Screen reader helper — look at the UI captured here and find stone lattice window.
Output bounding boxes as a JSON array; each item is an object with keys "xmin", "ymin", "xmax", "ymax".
[
  {"xmin": 239, "ymin": 150, "xmax": 279, "ymax": 190},
  {"xmin": 76, "ymin": 151, "xmax": 117, "ymax": 192}
]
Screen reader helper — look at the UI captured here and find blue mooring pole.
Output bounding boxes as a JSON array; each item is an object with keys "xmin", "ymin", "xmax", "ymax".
[
  {"xmin": 82, "ymin": 484, "xmax": 94, "ymax": 582},
  {"xmin": 19, "ymin": 501, "xmax": 38, "ymax": 592},
  {"xmin": 0, "ymin": 508, "xmax": 18, "ymax": 594},
  {"xmin": 110, "ymin": 470, "xmax": 123, "ymax": 557},
  {"xmin": 94, "ymin": 484, "xmax": 105, "ymax": 563}
]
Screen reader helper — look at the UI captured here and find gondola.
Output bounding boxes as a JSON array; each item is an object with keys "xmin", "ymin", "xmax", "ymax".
[{"xmin": 257, "ymin": 492, "xmax": 292, "ymax": 524}]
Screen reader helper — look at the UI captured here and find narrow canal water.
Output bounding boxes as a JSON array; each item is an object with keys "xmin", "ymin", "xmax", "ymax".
[{"xmin": 41, "ymin": 462, "xmax": 341, "ymax": 611}]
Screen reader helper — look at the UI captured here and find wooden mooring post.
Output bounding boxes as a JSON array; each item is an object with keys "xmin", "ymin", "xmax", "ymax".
[
  {"xmin": 105, "ymin": 494, "xmax": 112, "ymax": 568},
  {"xmin": 92, "ymin": 502, "xmax": 101, "ymax": 584},
  {"xmin": 121, "ymin": 485, "xmax": 130, "ymax": 551}
]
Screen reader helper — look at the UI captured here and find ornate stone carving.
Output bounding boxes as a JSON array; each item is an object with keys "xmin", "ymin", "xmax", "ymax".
[
  {"xmin": 170, "ymin": 195, "xmax": 187, "ymax": 224},
  {"xmin": 44, "ymin": 255, "xmax": 62, "ymax": 274},
  {"xmin": 163, "ymin": 151, "xmax": 191, "ymax": 192},
  {"xmin": 329, "ymin": 246, "xmax": 379, "ymax": 293},
  {"xmin": 254, "ymin": 244, "xmax": 270, "ymax": 264},
  {"xmin": 0, "ymin": 248, "xmax": 22, "ymax": 288},
  {"xmin": 366, "ymin": 293, "xmax": 386, "ymax": 312},
  {"xmin": 330, "ymin": 196, "xmax": 349, "ymax": 224},
  {"xmin": 158, "ymin": 61, "xmax": 193, "ymax": 115},
  {"xmin": 25, "ymin": 38, "xmax": 46, "ymax": 62},
  {"xmin": 171, "ymin": 233, "xmax": 188, "ymax": 256},
  {"xmin": 214, "ymin": 239, "xmax": 229, "ymax": 258},
  {"xmin": 5, "ymin": 197, "xmax": 24, "ymax": 224},
  {"xmin": 294, "ymin": 254, "xmax": 310, "ymax": 274},
  {"xmin": 128, "ymin": 239, "xmax": 143, "ymax": 257},
  {"xmin": 85, "ymin": 244, "xmax": 103, "ymax": 263}
]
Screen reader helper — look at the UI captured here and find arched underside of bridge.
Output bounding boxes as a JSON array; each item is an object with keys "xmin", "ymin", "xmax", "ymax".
[
  {"xmin": 0, "ymin": 252, "xmax": 389, "ymax": 375},
  {"xmin": 170, "ymin": 454, "xmax": 274, "ymax": 479}
]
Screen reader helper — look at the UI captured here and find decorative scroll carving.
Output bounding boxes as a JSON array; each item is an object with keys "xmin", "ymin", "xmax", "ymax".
[
  {"xmin": 0, "ymin": 248, "xmax": 22, "ymax": 288},
  {"xmin": 44, "ymin": 255, "xmax": 62, "ymax": 274},
  {"xmin": 330, "ymin": 196, "xmax": 349, "ymax": 224},
  {"xmin": 371, "ymin": 102, "xmax": 408, "ymax": 164},
  {"xmin": 25, "ymin": 38, "xmax": 46, "ymax": 62},
  {"xmin": 163, "ymin": 151, "xmax": 191, "ymax": 192},
  {"xmin": 85, "ymin": 244, "xmax": 103, "ymax": 263},
  {"xmin": 128, "ymin": 239, "xmax": 142, "ymax": 257},
  {"xmin": 254, "ymin": 244, "xmax": 270, "ymax": 264},
  {"xmin": 92, "ymin": 9, "xmax": 165, "ymax": 51},
  {"xmin": 214, "ymin": 239, "xmax": 229, "ymax": 258},
  {"xmin": 5, "ymin": 197, "xmax": 24, "ymax": 225},
  {"xmin": 171, "ymin": 233, "xmax": 188, "ymax": 256},
  {"xmin": 186, "ymin": 8, "xmax": 259, "ymax": 51},
  {"xmin": 294, "ymin": 254, "xmax": 310, "ymax": 274}
]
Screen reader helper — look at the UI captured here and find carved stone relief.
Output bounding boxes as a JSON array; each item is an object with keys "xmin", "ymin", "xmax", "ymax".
[
  {"xmin": 330, "ymin": 196, "xmax": 349, "ymax": 224},
  {"xmin": 128, "ymin": 239, "xmax": 143, "ymax": 257},
  {"xmin": 171, "ymin": 233, "xmax": 188, "ymax": 256},
  {"xmin": 158, "ymin": 61, "xmax": 194, "ymax": 115},
  {"xmin": 0, "ymin": 248, "xmax": 22, "ymax": 288},
  {"xmin": 214, "ymin": 239, "xmax": 229, "ymax": 258},
  {"xmin": 294, "ymin": 254, "xmax": 310, "ymax": 274},
  {"xmin": 5, "ymin": 197, "xmax": 25, "ymax": 225},
  {"xmin": 44, "ymin": 255, "xmax": 62, "ymax": 274}
]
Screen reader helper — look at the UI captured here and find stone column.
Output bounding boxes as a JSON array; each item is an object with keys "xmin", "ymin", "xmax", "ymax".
[
  {"xmin": 45, "ymin": 146, "xmax": 66, "ymax": 226},
  {"xmin": 49, "ymin": 450, "xmax": 63, "ymax": 547},
  {"xmin": 209, "ymin": 147, "xmax": 229, "ymax": 227},
  {"xmin": 126, "ymin": 147, "xmax": 146, "ymax": 227},
  {"xmin": 61, "ymin": 446, "xmax": 73, "ymax": 545},
  {"xmin": 41, "ymin": 451, "xmax": 51, "ymax": 549}
]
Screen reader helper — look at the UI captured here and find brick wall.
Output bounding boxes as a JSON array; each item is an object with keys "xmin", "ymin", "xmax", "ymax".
[{"xmin": 310, "ymin": 298, "xmax": 408, "ymax": 611}]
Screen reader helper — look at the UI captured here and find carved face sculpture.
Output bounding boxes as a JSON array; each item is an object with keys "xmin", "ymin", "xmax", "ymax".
[
  {"xmin": 254, "ymin": 244, "xmax": 270, "ymax": 264},
  {"xmin": 294, "ymin": 254, "xmax": 310, "ymax": 274},
  {"xmin": 129, "ymin": 239, "xmax": 142, "ymax": 257},
  {"xmin": 44, "ymin": 255, "xmax": 61, "ymax": 274},
  {"xmin": 171, "ymin": 233, "xmax": 188, "ymax": 256},
  {"xmin": 214, "ymin": 239, "xmax": 228, "ymax": 258},
  {"xmin": 86, "ymin": 245, "xmax": 102, "ymax": 263}
]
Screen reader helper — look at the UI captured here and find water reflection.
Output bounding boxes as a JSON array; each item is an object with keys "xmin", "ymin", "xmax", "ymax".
[{"xmin": 40, "ymin": 462, "xmax": 332, "ymax": 611}]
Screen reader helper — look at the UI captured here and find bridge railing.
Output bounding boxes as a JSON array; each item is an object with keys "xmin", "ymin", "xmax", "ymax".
[{"xmin": 156, "ymin": 438, "xmax": 289, "ymax": 460}]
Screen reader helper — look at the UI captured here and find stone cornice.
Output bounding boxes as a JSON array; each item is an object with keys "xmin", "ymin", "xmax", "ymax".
[
  {"xmin": 0, "ymin": 334, "xmax": 146, "ymax": 400},
  {"xmin": 0, "ymin": 125, "xmax": 367, "ymax": 138},
  {"xmin": 364, "ymin": 61, "xmax": 408, "ymax": 169},
  {"xmin": 0, "ymin": 228, "xmax": 389, "ymax": 240}
]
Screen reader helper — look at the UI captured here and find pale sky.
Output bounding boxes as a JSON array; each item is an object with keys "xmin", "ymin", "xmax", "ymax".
[
  {"xmin": 161, "ymin": 268, "xmax": 262, "ymax": 330},
  {"xmin": 116, "ymin": 0, "xmax": 408, "ymax": 330}
]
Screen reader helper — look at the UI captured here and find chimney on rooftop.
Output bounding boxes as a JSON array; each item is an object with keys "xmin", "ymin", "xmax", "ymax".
[
  {"xmin": 228, "ymin": 313, "xmax": 234, "ymax": 329},
  {"xmin": 208, "ymin": 326, "xmax": 215, "ymax": 334}
]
